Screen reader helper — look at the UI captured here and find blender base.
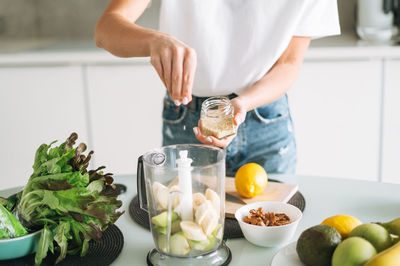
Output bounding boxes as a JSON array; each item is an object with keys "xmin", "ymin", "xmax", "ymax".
[{"xmin": 147, "ymin": 241, "xmax": 232, "ymax": 266}]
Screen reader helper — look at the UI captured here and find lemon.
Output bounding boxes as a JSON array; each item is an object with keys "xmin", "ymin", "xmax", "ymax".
[
  {"xmin": 321, "ymin": 215, "xmax": 362, "ymax": 239},
  {"xmin": 234, "ymin": 163, "xmax": 268, "ymax": 198}
]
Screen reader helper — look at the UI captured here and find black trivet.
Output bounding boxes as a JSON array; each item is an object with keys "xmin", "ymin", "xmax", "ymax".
[
  {"xmin": 146, "ymin": 242, "xmax": 232, "ymax": 266},
  {"xmin": 129, "ymin": 180, "xmax": 306, "ymax": 239},
  {"xmin": 0, "ymin": 224, "xmax": 124, "ymax": 266}
]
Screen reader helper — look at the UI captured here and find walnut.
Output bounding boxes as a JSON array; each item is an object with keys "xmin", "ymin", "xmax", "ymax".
[{"xmin": 243, "ymin": 208, "xmax": 291, "ymax": 227}]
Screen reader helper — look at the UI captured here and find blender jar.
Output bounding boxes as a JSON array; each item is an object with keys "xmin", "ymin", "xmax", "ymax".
[{"xmin": 137, "ymin": 144, "xmax": 231, "ymax": 265}]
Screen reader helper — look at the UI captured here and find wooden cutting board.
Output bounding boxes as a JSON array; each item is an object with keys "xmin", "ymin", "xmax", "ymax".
[
  {"xmin": 191, "ymin": 175, "xmax": 298, "ymax": 219},
  {"xmin": 224, "ymin": 177, "xmax": 298, "ymax": 218}
]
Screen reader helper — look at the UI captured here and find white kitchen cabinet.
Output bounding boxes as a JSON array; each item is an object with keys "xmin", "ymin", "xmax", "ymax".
[
  {"xmin": 288, "ymin": 60, "xmax": 382, "ymax": 181},
  {"xmin": 86, "ymin": 63, "xmax": 165, "ymax": 175},
  {"xmin": 382, "ymin": 60, "xmax": 400, "ymax": 184},
  {"xmin": 0, "ymin": 66, "xmax": 88, "ymax": 190}
]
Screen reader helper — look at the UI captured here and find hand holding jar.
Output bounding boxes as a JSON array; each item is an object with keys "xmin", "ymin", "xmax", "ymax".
[{"xmin": 193, "ymin": 97, "xmax": 247, "ymax": 148}]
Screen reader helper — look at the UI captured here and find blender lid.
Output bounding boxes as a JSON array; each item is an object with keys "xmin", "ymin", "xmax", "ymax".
[
  {"xmin": 142, "ymin": 144, "xmax": 226, "ymax": 168},
  {"xmin": 150, "ymin": 152, "xmax": 166, "ymax": 165}
]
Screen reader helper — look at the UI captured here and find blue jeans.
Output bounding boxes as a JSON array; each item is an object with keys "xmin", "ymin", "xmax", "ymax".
[{"xmin": 162, "ymin": 94, "xmax": 297, "ymax": 177}]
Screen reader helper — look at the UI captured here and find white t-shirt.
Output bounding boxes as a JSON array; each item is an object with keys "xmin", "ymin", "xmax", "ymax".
[{"xmin": 159, "ymin": 0, "xmax": 340, "ymax": 97}]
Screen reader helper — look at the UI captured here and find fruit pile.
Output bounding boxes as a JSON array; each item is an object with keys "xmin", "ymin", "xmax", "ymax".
[
  {"xmin": 296, "ymin": 215, "xmax": 400, "ymax": 266},
  {"xmin": 150, "ymin": 181, "xmax": 223, "ymax": 256}
]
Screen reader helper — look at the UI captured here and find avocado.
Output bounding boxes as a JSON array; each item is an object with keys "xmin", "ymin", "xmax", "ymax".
[{"xmin": 296, "ymin": 224, "xmax": 342, "ymax": 266}]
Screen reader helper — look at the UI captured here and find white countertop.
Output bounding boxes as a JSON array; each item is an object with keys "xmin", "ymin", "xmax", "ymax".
[
  {"xmin": 103, "ymin": 175, "xmax": 400, "ymax": 265},
  {"xmin": 0, "ymin": 39, "xmax": 149, "ymax": 66},
  {"xmin": 2, "ymin": 174, "xmax": 399, "ymax": 265},
  {"xmin": 1, "ymin": 33, "xmax": 400, "ymax": 66}
]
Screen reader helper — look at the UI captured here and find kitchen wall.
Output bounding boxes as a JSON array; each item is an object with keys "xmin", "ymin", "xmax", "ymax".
[
  {"xmin": 0, "ymin": 0, "xmax": 37, "ymax": 38},
  {"xmin": 0, "ymin": 0, "xmax": 160, "ymax": 39},
  {"xmin": 0, "ymin": 0, "xmax": 354, "ymax": 40}
]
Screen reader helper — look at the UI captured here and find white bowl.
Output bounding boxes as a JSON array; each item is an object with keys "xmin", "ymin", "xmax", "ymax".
[{"xmin": 235, "ymin": 201, "xmax": 302, "ymax": 247}]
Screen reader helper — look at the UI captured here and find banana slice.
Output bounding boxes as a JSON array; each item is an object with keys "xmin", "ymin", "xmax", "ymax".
[
  {"xmin": 153, "ymin": 182, "xmax": 169, "ymax": 210},
  {"xmin": 152, "ymin": 181, "xmax": 163, "ymax": 196},
  {"xmin": 205, "ymin": 188, "xmax": 221, "ymax": 217},
  {"xmin": 192, "ymin": 193, "xmax": 207, "ymax": 211},
  {"xmin": 195, "ymin": 200, "xmax": 214, "ymax": 225},
  {"xmin": 169, "ymin": 185, "xmax": 182, "ymax": 209},
  {"xmin": 167, "ymin": 177, "xmax": 179, "ymax": 189},
  {"xmin": 169, "ymin": 185, "xmax": 180, "ymax": 192},
  {"xmin": 153, "ymin": 182, "xmax": 183, "ymax": 211},
  {"xmin": 180, "ymin": 221, "xmax": 207, "ymax": 241},
  {"xmin": 201, "ymin": 209, "xmax": 219, "ymax": 236}
]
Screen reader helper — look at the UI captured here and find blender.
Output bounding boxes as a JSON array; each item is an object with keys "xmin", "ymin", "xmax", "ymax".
[{"xmin": 137, "ymin": 144, "xmax": 232, "ymax": 265}]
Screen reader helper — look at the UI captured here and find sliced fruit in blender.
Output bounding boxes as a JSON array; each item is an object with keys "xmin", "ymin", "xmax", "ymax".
[
  {"xmin": 180, "ymin": 221, "xmax": 207, "ymax": 241},
  {"xmin": 193, "ymin": 193, "xmax": 207, "ymax": 211},
  {"xmin": 155, "ymin": 219, "xmax": 181, "ymax": 235},
  {"xmin": 188, "ymin": 235, "xmax": 215, "ymax": 251},
  {"xmin": 167, "ymin": 177, "xmax": 179, "ymax": 189},
  {"xmin": 195, "ymin": 200, "xmax": 214, "ymax": 225},
  {"xmin": 201, "ymin": 209, "xmax": 219, "ymax": 236},
  {"xmin": 169, "ymin": 185, "xmax": 181, "ymax": 209},
  {"xmin": 158, "ymin": 234, "xmax": 168, "ymax": 253},
  {"xmin": 212, "ymin": 223, "xmax": 223, "ymax": 240},
  {"xmin": 151, "ymin": 211, "xmax": 179, "ymax": 227},
  {"xmin": 153, "ymin": 182, "xmax": 183, "ymax": 211},
  {"xmin": 170, "ymin": 231, "xmax": 191, "ymax": 256},
  {"xmin": 205, "ymin": 188, "xmax": 220, "ymax": 217},
  {"xmin": 152, "ymin": 182, "xmax": 169, "ymax": 210}
]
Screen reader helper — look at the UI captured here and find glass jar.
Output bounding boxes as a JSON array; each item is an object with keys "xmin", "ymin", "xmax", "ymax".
[{"xmin": 200, "ymin": 96, "xmax": 236, "ymax": 139}]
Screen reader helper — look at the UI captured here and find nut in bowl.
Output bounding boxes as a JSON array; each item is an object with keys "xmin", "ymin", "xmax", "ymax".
[{"xmin": 235, "ymin": 201, "xmax": 302, "ymax": 247}]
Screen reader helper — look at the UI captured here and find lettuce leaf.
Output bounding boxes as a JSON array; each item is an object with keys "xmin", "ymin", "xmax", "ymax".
[
  {"xmin": 16, "ymin": 133, "xmax": 124, "ymax": 265},
  {"xmin": 35, "ymin": 224, "xmax": 54, "ymax": 265}
]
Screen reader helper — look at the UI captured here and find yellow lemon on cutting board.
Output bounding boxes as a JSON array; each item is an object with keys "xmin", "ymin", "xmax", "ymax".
[
  {"xmin": 234, "ymin": 163, "xmax": 268, "ymax": 198},
  {"xmin": 321, "ymin": 215, "xmax": 362, "ymax": 239}
]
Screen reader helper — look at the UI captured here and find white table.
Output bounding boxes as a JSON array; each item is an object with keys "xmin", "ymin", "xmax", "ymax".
[{"xmin": 2, "ymin": 175, "xmax": 400, "ymax": 265}]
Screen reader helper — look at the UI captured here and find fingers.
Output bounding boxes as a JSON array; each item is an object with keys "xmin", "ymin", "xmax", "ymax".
[
  {"xmin": 193, "ymin": 127, "xmax": 213, "ymax": 144},
  {"xmin": 182, "ymin": 48, "xmax": 196, "ymax": 104},
  {"xmin": 234, "ymin": 113, "xmax": 245, "ymax": 127},
  {"xmin": 210, "ymin": 135, "xmax": 235, "ymax": 148},
  {"xmin": 154, "ymin": 44, "xmax": 196, "ymax": 106},
  {"xmin": 193, "ymin": 126, "xmax": 236, "ymax": 148},
  {"xmin": 231, "ymin": 98, "xmax": 247, "ymax": 126},
  {"xmin": 171, "ymin": 47, "xmax": 184, "ymax": 105},
  {"xmin": 160, "ymin": 50, "xmax": 173, "ymax": 100},
  {"xmin": 150, "ymin": 56, "xmax": 166, "ymax": 89}
]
